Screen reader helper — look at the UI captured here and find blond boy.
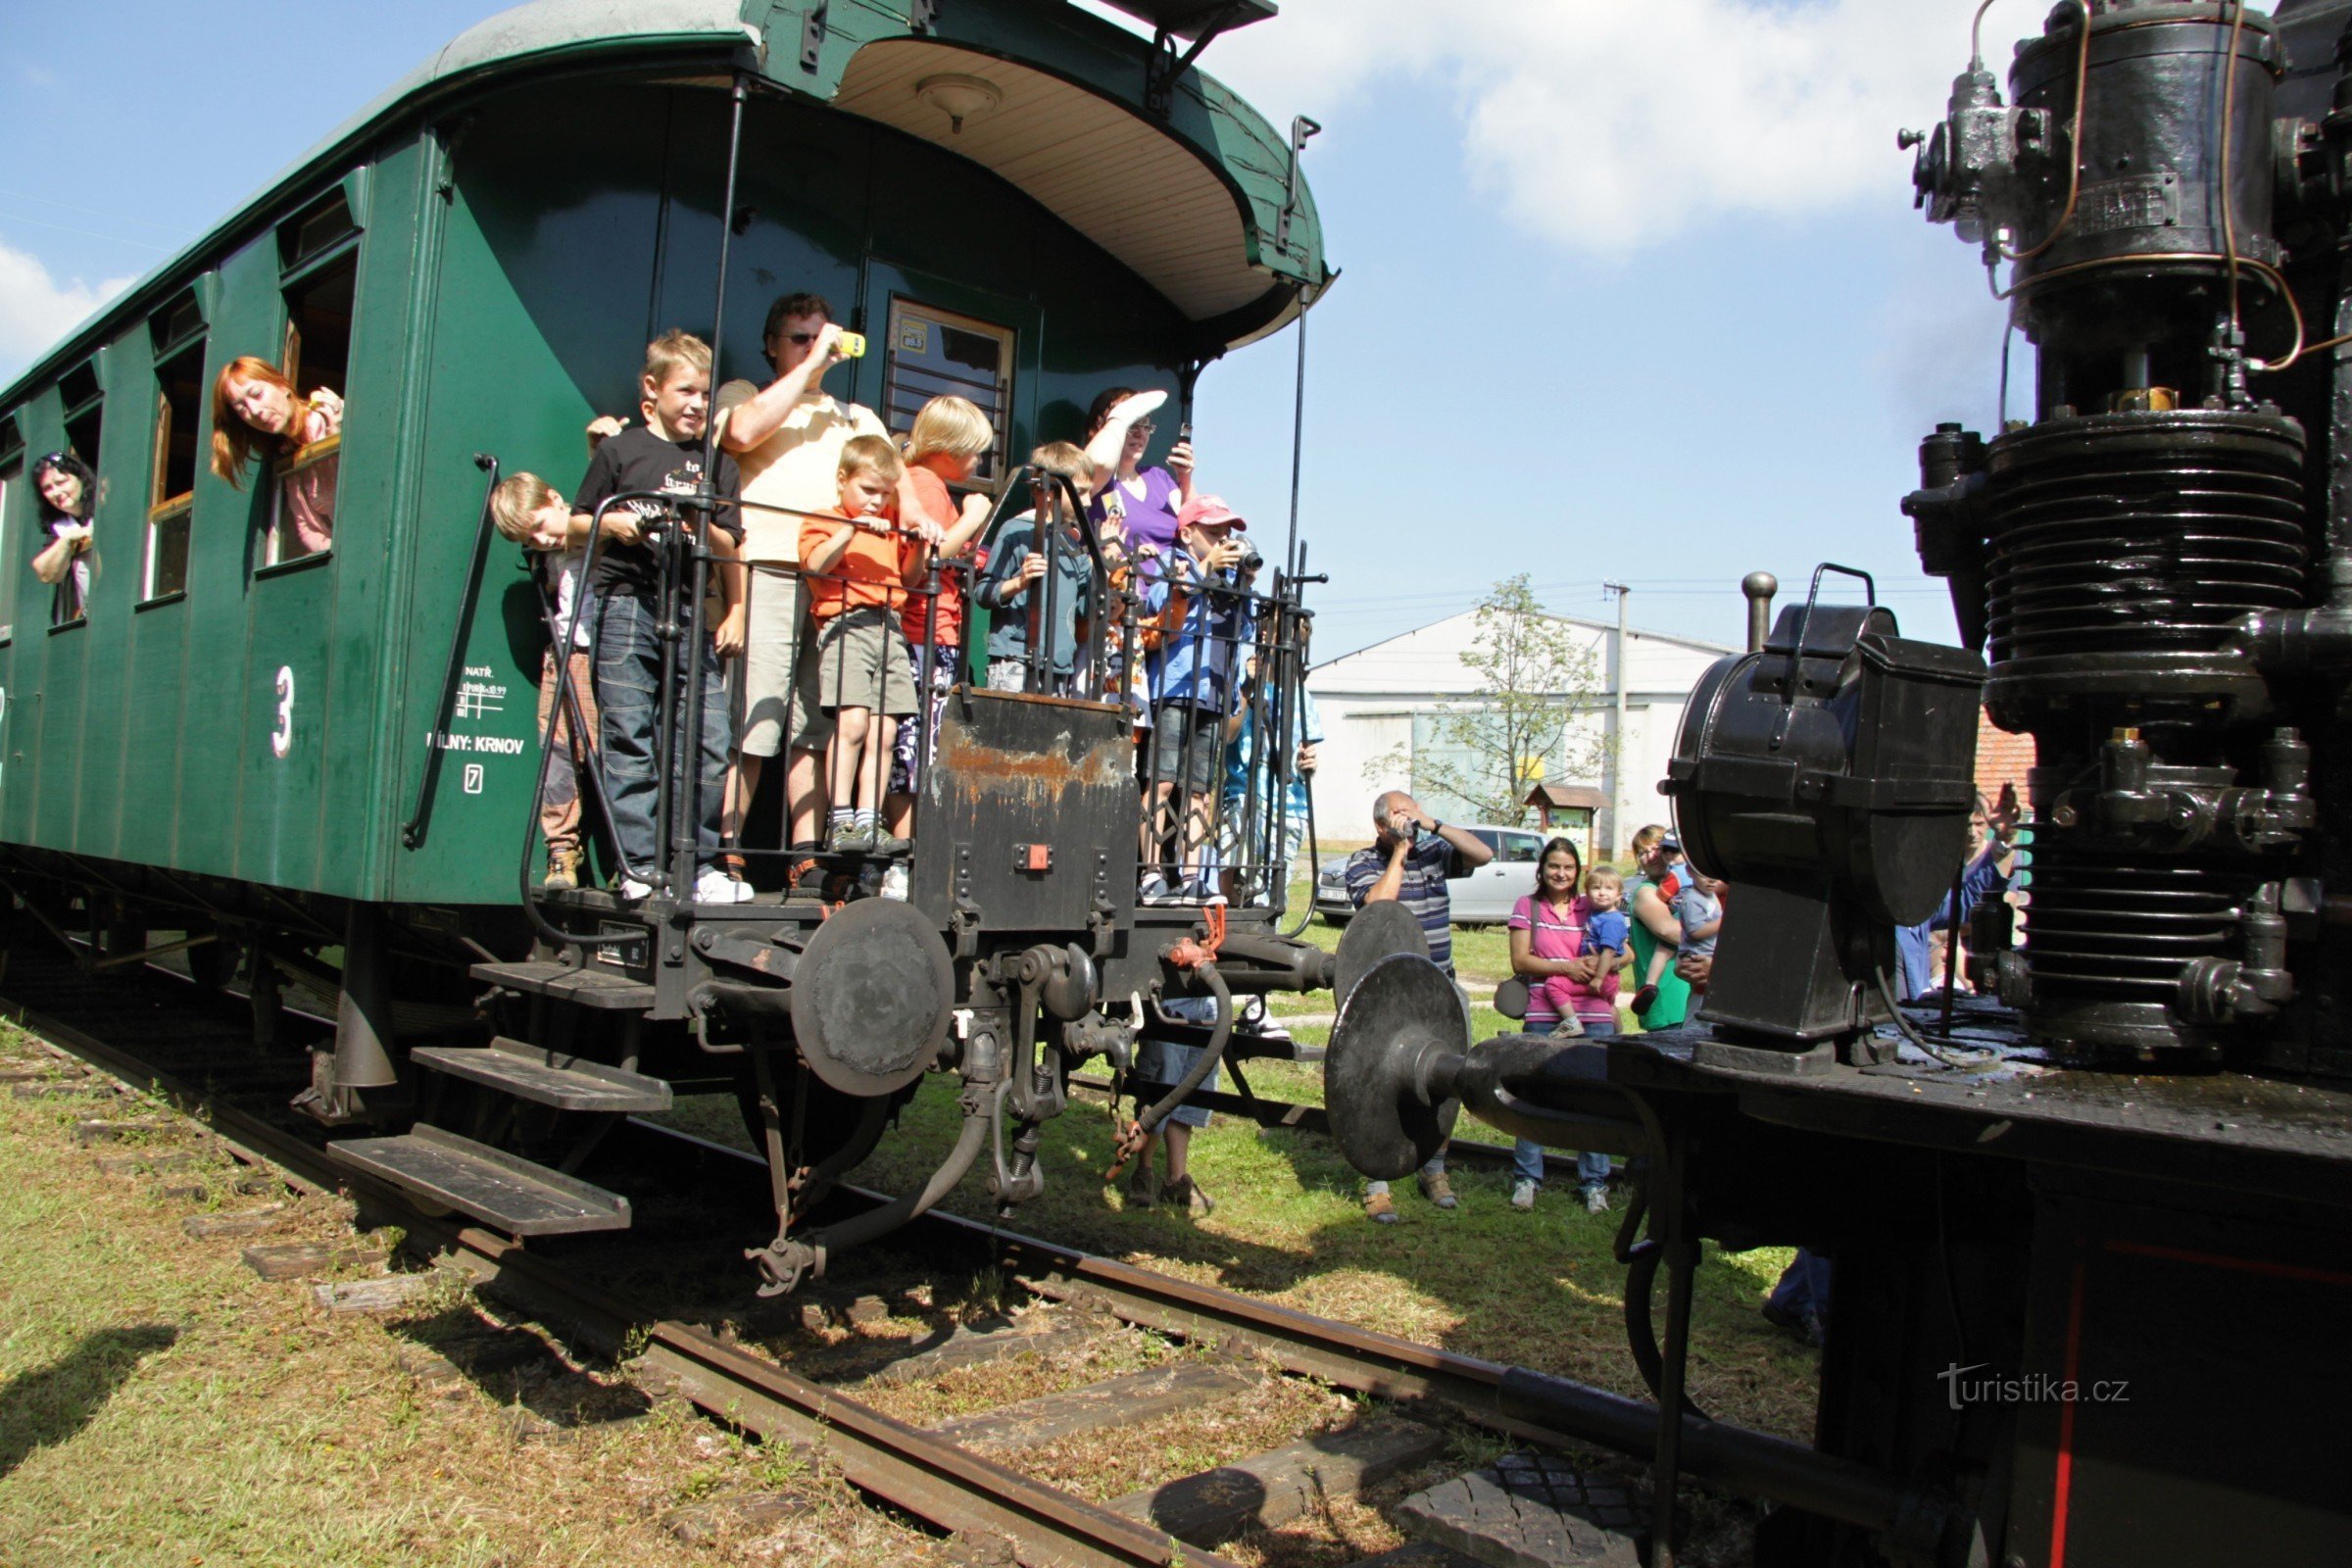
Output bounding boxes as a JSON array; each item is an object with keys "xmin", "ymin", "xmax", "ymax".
[
  {"xmin": 571, "ymin": 330, "xmax": 750, "ymax": 904},
  {"xmin": 798, "ymin": 435, "xmax": 933, "ymax": 856}
]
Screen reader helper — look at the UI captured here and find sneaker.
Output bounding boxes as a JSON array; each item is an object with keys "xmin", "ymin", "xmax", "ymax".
[
  {"xmin": 1583, "ymin": 1184, "xmax": 1613, "ymax": 1214},
  {"xmin": 872, "ymin": 831, "xmax": 913, "ymax": 858},
  {"xmin": 1417, "ymin": 1169, "xmax": 1458, "ymax": 1210},
  {"xmin": 614, "ymin": 875, "xmax": 655, "ymax": 902},
  {"xmin": 542, "ymin": 847, "xmax": 581, "ymax": 891},
  {"xmin": 828, "ymin": 822, "xmax": 877, "ymax": 856},
  {"xmin": 1164, "ymin": 1174, "xmax": 1215, "ymax": 1216},
  {"xmin": 1510, "ymin": 1178, "xmax": 1538, "ymax": 1211},
  {"xmin": 880, "ymin": 864, "xmax": 909, "ymax": 902},
  {"xmin": 1364, "ymin": 1188, "xmax": 1399, "ymax": 1225},
  {"xmin": 1125, "ymin": 1161, "xmax": 1161, "ymax": 1207},
  {"xmin": 1631, "ymin": 984, "xmax": 1659, "ymax": 1017},
  {"xmin": 694, "ymin": 866, "xmax": 755, "ymax": 905},
  {"xmin": 1139, "ymin": 873, "xmax": 1182, "ymax": 906}
]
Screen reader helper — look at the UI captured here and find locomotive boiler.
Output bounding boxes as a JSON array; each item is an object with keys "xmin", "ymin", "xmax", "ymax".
[{"xmin": 1321, "ymin": 3, "xmax": 2352, "ymax": 1564}]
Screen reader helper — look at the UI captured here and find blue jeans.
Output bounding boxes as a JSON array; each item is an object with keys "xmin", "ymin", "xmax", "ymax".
[
  {"xmin": 1510, "ymin": 1015, "xmax": 1616, "ymax": 1191},
  {"xmin": 1768, "ymin": 1250, "xmax": 1833, "ymax": 1321},
  {"xmin": 594, "ymin": 591, "xmax": 731, "ymax": 875}
]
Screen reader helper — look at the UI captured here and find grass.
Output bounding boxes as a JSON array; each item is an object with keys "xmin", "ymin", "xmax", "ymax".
[
  {"xmin": 0, "ymin": 1022, "xmax": 942, "ymax": 1568},
  {"xmin": 662, "ymin": 1058, "xmax": 1817, "ymax": 1446},
  {"xmin": 652, "ymin": 858, "xmax": 1819, "ymax": 1450}
]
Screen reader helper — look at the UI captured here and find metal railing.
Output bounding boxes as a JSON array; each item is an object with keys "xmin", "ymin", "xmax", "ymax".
[{"xmin": 500, "ymin": 463, "xmax": 1321, "ymax": 920}]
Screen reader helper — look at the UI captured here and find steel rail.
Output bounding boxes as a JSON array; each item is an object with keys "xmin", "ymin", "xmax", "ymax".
[
  {"xmin": 618, "ymin": 1121, "xmax": 1949, "ymax": 1545},
  {"xmin": 9, "ymin": 965, "xmax": 1952, "ymax": 1554},
  {"xmin": 0, "ymin": 994, "xmax": 1237, "ymax": 1568}
]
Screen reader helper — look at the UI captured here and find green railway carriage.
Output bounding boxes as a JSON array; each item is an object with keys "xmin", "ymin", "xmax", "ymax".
[
  {"xmin": 0, "ymin": 0, "xmax": 1348, "ymax": 1285},
  {"xmin": 0, "ymin": 0, "xmax": 1330, "ymax": 914}
]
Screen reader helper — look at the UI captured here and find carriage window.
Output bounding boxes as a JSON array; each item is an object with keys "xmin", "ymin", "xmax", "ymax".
[
  {"xmin": 278, "ymin": 189, "xmax": 358, "ymax": 271},
  {"xmin": 264, "ymin": 252, "xmax": 354, "ymax": 567},
  {"xmin": 881, "ymin": 300, "xmax": 1014, "ymax": 488},
  {"xmin": 146, "ymin": 342, "xmax": 203, "ymax": 601},
  {"xmin": 60, "ymin": 362, "xmax": 102, "ymax": 484},
  {"xmin": 0, "ymin": 459, "xmax": 17, "ymax": 644}
]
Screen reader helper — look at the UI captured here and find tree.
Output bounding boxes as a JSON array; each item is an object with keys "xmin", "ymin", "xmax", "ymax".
[{"xmin": 1377, "ymin": 575, "xmax": 1611, "ymax": 825}]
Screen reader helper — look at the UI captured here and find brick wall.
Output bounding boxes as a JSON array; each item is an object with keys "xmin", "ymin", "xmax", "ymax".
[{"xmin": 1976, "ymin": 709, "xmax": 2035, "ymax": 808}]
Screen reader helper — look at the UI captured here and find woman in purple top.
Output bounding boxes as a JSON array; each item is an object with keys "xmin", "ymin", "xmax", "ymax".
[
  {"xmin": 1505, "ymin": 837, "xmax": 1619, "ymax": 1213},
  {"xmin": 1083, "ymin": 386, "xmax": 1194, "ymax": 554}
]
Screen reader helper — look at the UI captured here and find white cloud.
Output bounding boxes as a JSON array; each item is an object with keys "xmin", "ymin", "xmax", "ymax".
[
  {"xmin": 0, "ymin": 238, "xmax": 134, "ymax": 383},
  {"xmin": 1180, "ymin": 0, "xmax": 1991, "ymax": 261}
]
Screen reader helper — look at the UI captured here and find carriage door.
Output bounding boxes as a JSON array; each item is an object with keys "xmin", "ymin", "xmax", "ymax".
[{"xmin": 854, "ymin": 267, "xmax": 1036, "ymax": 672}]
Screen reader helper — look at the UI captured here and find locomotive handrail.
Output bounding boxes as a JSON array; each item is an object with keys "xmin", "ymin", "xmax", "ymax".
[{"xmin": 401, "ymin": 454, "xmax": 504, "ymax": 851}]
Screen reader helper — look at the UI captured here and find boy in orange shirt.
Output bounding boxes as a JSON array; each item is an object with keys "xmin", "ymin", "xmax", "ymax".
[{"xmin": 799, "ymin": 434, "xmax": 936, "ymax": 856}]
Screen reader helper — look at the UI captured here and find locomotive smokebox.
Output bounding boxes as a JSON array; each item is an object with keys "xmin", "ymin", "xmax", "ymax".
[{"xmin": 1663, "ymin": 577, "xmax": 1984, "ymax": 1052}]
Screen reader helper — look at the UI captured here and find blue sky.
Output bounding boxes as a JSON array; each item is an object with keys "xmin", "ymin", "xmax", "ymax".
[{"xmin": 0, "ymin": 0, "xmax": 2016, "ymax": 655}]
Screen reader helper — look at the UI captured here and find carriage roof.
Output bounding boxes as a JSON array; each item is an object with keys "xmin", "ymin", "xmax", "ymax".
[{"xmin": 3, "ymin": 0, "xmax": 1333, "ymax": 406}]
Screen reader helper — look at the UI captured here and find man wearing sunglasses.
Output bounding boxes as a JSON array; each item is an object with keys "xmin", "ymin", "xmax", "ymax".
[{"xmin": 712, "ymin": 292, "xmax": 892, "ymax": 873}]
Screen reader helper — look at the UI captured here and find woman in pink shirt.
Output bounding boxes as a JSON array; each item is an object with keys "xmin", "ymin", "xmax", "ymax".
[
  {"xmin": 212, "ymin": 356, "xmax": 344, "ymax": 557},
  {"xmin": 1506, "ymin": 837, "xmax": 1620, "ymax": 1213}
]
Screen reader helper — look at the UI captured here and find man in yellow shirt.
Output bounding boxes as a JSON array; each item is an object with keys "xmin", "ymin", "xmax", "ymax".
[{"xmin": 713, "ymin": 291, "xmax": 890, "ymax": 864}]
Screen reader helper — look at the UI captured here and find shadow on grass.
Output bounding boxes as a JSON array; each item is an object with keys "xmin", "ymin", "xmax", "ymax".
[
  {"xmin": 386, "ymin": 1308, "xmax": 653, "ymax": 1429},
  {"xmin": 0, "ymin": 1323, "xmax": 180, "ymax": 1479}
]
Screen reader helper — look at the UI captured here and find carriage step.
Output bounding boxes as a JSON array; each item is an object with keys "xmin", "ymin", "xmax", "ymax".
[
  {"xmin": 469, "ymin": 959, "xmax": 656, "ymax": 1011},
  {"xmin": 411, "ymin": 1037, "xmax": 672, "ymax": 1113},
  {"xmin": 328, "ymin": 1124, "xmax": 632, "ymax": 1235}
]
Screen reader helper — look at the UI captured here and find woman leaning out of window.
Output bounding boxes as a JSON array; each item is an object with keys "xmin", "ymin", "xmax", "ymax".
[
  {"xmin": 212, "ymin": 356, "xmax": 344, "ymax": 555},
  {"xmin": 31, "ymin": 450, "xmax": 97, "ymax": 622}
]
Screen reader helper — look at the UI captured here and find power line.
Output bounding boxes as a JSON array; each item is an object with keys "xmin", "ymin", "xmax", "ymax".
[{"xmin": 0, "ymin": 210, "xmax": 170, "ymax": 251}]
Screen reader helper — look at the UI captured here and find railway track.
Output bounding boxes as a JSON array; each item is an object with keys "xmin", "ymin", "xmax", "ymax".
[{"xmin": 0, "ymin": 945, "xmax": 1889, "ymax": 1567}]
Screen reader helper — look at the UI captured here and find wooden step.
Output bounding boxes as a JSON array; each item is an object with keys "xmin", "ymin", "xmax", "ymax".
[
  {"xmin": 329, "ymin": 1124, "xmax": 631, "ymax": 1235},
  {"xmin": 411, "ymin": 1037, "xmax": 671, "ymax": 1113},
  {"xmin": 468, "ymin": 959, "xmax": 655, "ymax": 1011}
]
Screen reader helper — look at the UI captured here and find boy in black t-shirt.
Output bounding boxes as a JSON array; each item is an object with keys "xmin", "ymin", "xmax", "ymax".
[{"xmin": 571, "ymin": 330, "xmax": 751, "ymax": 904}]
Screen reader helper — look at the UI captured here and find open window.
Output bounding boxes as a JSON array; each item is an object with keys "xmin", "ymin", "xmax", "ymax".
[
  {"xmin": 0, "ymin": 427, "xmax": 18, "ymax": 644},
  {"xmin": 59, "ymin": 361, "xmax": 101, "ymax": 482},
  {"xmin": 148, "ymin": 353, "xmax": 201, "ymax": 599},
  {"xmin": 264, "ymin": 209, "xmax": 356, "ymax": 568},
  {"xmin": 0, "ymin": 413, "xmax": 17, "ymax": 640},
  {"xmin": 881, "ymin": 299, "xmax": 1015, "ymax": 489},
  {"xmin": 145, "ymin": 295, "xmax": 204, "ymax": 602},
  {"xmin": 51, "ymin": 364, "xmax": 102, "ymax": 626}
]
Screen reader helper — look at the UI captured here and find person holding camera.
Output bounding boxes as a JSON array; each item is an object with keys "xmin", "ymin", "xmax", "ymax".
[
  {"xmin": 1083, "ymin": 385, "xmax": 1195, "ymax": 554},
  {"xmin": 1343, "ymin": 790, "xmax": 1493, "ymax": 1221},
  {"xmin": 1139, "ymin": 495, "xmax": 1256, "ymax": 899}
]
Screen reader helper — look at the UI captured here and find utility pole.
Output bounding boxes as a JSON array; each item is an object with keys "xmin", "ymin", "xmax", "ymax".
[{"xmin": 1602, "ymin": 581, "xmax": 1630, "ymax": 860}]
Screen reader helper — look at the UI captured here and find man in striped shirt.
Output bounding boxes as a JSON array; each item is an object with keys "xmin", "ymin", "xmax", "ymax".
[{"xmin": 1343, "ymin": 790, "xmax": 1493, "ymax": 1222}]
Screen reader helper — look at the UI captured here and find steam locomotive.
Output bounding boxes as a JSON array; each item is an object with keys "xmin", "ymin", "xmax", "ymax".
[{"xmin": 1323, "ymin": 3, "xmax": 2352, "ymax": 1563}]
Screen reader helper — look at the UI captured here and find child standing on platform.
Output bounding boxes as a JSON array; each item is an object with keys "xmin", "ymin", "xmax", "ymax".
[
  {"xmin": 885, "ymin": 396, "xmax": 996, "ymax": 839},
  {"xmin": 492, "ymin": 472, "xmax": 602, "ymax": 890},
  {"xmin": 799, "ymin": 434, "xmax": 934, "ymax": 856}
]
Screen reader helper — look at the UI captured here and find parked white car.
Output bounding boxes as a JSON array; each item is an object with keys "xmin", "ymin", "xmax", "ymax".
[{"xmin": 1313, "ymin": 824, "xmax": 1550, "ymax": 926}]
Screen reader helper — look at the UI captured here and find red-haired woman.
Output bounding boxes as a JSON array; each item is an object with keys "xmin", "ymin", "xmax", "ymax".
[{"xmin": 211, "ymin": 356, "xmax": 344, "ymax": 555}]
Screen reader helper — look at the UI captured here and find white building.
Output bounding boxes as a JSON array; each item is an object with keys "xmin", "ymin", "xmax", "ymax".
[{"xmin": 1305, "ymin": 610, "xmax": 1734, "ymax": 859}]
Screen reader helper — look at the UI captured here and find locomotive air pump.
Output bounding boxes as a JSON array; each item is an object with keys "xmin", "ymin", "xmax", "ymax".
[{"xmin": 1906, "ymin": 0, "xmax": 2349, "ymax": 1070}]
